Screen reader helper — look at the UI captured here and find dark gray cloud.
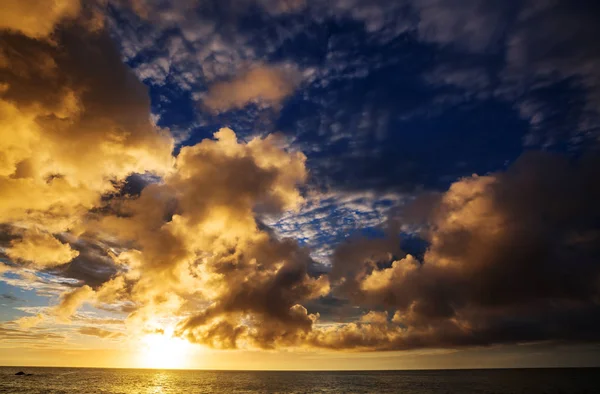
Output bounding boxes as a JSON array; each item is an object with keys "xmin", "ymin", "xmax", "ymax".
[
  {"xmin": 51, "ymin": 236, "xmax": 121, "ymax": 288},
  {"xmin": 326, "ymin": 152, "xmax": 600, "ymax": 349},
  {"xmin": 0, "ymin": 293, "xmax": 20, "ymax": 302}
]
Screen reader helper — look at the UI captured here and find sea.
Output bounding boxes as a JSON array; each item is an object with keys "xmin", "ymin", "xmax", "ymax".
[{"xmin": 1, "ymin": 367, "xmax": 599, "ymax": 393}]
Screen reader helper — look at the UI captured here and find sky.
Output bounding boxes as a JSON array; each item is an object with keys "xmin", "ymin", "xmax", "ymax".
[{"xmin": 1, "ymin": 0, "xmax": 600, "ymax": 370}]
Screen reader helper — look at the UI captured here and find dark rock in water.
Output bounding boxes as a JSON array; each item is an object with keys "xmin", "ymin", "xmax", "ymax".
[{"xmin": 15, "ymin": 371, "xmax": 26, "ymax": 375}]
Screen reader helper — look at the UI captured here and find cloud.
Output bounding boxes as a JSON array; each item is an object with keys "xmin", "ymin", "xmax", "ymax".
[
  {"xmin": 0, "ymin": 18, "xmax": 174, "ymax": 271},
  {"xmin": 54, "ymin": 236, "xmax": 121, "ymax": 288},
  {"xmin": 0, "ymin": 326, "xmax": 64, "ymax": 343},
  {"xmin": 265, "ymin": 190, "xmax": 405, "ymax": 264},
  {"xmin": 0, "ymin": 0, "xmax": 81, "ymax": 38},
  {"xmin": 414, "ymin": 0, "xmax": 510, "ymax": 52},
  {"xmin": 89, "ymin": 128, "xmax": 325, "ymax": 348},
  {"xmin": 78, "ymin": 327, "xmax": 124, "ymax": 339},
  {"xmin": 2, "ymin": 0, "xmax": 600, "ymax": 356},
  {"xmin": 0, "ymin": 293, "xmax": 19, "ymax": 302},
  {"xmin": 6, "ymin": 228, "xmax": 79, "ymax": 268},
  {"xmin": 203, "ymin": 65, "xmax": 301, "ymax": 113},
  {"xmin": 424, "ymin": 65, "xmax": 491, "ymax": 98},
  {"xmin": 53, "ymin": 285, "xmax": 95, "ymax": 322},
  {"xmin": 15, "ymin": 314, "xmax": 46, "ymax": 329},
  {"xmin": 5, "ymin": 120, "xmax": 318, "ymax": 349},
  {"xmin": 327, "ymin": 152, "xmax": 600, "ymax": 350},
  {"xmin": 502, "ymin": 0, "xmax": 600, "ymax": 144},
  {"xmin": 22, "ymin": 276, "xmax": 130, "ymax": 324}
]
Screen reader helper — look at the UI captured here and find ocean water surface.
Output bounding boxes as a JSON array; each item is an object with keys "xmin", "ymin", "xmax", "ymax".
[{"xmin": 1, "ymin": 367, "xmax": 599, "ymax": 393}]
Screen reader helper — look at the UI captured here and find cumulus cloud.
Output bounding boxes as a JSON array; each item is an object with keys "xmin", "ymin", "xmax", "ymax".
[
  {"xmin": 6, "ymin": 228, "xmax": 79, "ymax": 268},
  {"xmin": 6, "ymin": 125, "xmax": 315, "ymax": 347},
  {"xmin": 0, "ymin": 2, "xmax": 175, "ymax": 331},
  {"xmin": 0, "ymin": 0, "xmax": 81, "ymax": 38},
  {"xmin": 0, "ymin": 14, "xmax": 174, "ymax": 269},
  {"xmin": 203, "ymin": 65, "xmax": 301, "ymax": 112},
  {"xmin": 90, "ymin": 128, "xmax": 324, "ymax": 347},
  {"xmin": 53, "ymin": 285, "xmax": 95, "ymax": 322},
  {"xmin": 327, "ymin": 152, "xmax": 600, "ymax": 350},
  {"xmin": 10, "ymin": 285, "xmax": 97, "ymax": 327}
]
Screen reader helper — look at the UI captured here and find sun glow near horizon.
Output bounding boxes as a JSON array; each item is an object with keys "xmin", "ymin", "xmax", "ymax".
[{"xmin": 137, "ymin": 329, "xmax": 193, "ymax": 369}]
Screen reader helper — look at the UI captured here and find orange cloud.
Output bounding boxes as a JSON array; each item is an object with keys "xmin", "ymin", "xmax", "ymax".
[
  {"xmin": 78, "ymin": 327, "xmax": 124, "ymax": 339},
  {"xmin": 53, "ymin": 285, "xmax": 95, "ymax": 322},
  {"xmin": 90, "ymin": 127, "xmax": 318, "ymax": 345},
  {"xmin": 14, "ymin": 314, "xmax": 45, "ymax": 329},
  {"xmin": 6, "ymin": 228, "xmax": 79, "ymax": 268},
  {"xmin": 203, "ymin": 65, "xmax": 301, "ymax": 112},
  {"xmin": 0, "ymin": 23, "xmax": 174, "ymax": 270},
  {"xmin": 0, "ymin": 0, "xmax": 81, "ymax": 38}
]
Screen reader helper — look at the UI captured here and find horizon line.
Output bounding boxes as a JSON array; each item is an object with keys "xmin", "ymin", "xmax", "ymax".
[{"xmin": 4, "ymin": 366, "xmax": 600, "ymax": 372}]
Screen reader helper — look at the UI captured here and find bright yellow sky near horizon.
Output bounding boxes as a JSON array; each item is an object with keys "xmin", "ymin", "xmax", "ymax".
[{"xmin": 2, "ymin": 329, "xmax": 600, "ymax": 371}]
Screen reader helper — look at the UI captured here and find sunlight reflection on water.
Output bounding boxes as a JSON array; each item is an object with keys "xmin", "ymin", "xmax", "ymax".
[
  {"xmin": 1, "ymin": 367, "xmax": 600, "ymax": 393},
  {"xmin": 148, "ymin": 371, "xmax": 168, "ymax": 394}
]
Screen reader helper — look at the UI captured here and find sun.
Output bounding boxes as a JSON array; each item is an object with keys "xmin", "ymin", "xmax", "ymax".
[{"xmin": 138, "ymin": 329, "xmax": 191, "ymax": 369}]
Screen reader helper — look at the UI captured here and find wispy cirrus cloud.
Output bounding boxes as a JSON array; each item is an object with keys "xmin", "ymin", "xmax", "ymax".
[{"xmin": 78, "ymin": 326, "xmax": 124, "ymax": 339}]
